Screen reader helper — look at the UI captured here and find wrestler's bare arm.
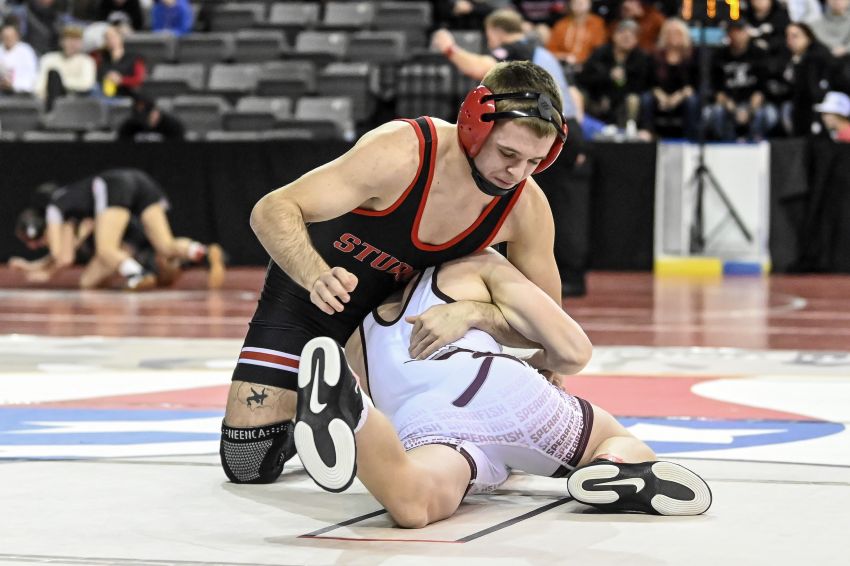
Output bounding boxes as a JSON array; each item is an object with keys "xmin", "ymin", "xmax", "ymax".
[
  {"xmin": 474, "ymin": 250, "xmax": 592, "ymax": 375},
  {"xmin": 46, "ymin": 221, "xmax": 76, "ymax": 269},
  {"xmin": 249, "ymin": 122, "xmax": 419, "ymax": 313}
]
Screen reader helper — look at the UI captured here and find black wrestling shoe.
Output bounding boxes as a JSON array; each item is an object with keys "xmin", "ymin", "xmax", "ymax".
[
  {"xmin": 567, "ymin": 460, "xmax": 712, "ymax": 516},
  {"xmin": 294, "ymin": 336, "xmax": 364, "ymax": 493}
]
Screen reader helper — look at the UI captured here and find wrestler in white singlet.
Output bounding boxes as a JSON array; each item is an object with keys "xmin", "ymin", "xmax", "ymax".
[{"xmin": 359, "ymin": 266, "xmax": 593, "ymax": 493}]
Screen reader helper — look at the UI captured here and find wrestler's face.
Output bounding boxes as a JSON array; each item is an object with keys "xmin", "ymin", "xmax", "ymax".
[{"xmin": 474, "ymin": 121, "xmax": 557, "ymax": 189}]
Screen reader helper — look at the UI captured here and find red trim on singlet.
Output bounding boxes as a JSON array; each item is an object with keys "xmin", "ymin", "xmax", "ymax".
[
  {"xmin": 411, "ymin": 118, "xmax": 509, "ymax": 252},
  {"xmin": 239, "ymin": 351, "xmax": 299, "ymax": 368},
  {"xmin": 352, "ymin": 118, "xmax": 427, "ymax": 217},
  {"xmin": 475, "ymin": 180, "xmax": 527, "ymax": 252}
]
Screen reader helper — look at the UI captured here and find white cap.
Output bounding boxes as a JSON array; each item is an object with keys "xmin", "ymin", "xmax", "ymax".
[{"xmin": 814, "ymin": 91, "xmax": 850, "ymax": 117}]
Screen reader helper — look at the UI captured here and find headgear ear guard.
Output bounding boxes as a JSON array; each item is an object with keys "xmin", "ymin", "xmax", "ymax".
[{"xmin": 457, "ymin": 85, "xmax": 568, "ymax": 175}]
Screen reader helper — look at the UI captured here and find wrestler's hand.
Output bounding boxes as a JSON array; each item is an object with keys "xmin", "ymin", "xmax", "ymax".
[
  {"xmin": 405, "ymin": 301, "xmax": 475, "ymax": 360},
  {"xmin": 25, "ymin": 269, "xmax": 52, "ymax": 283},
  {"xmin": 8, "ymin": 257, "xmax": 30, "ymax": 271},
  {"xmin": 310, "ymin": 267, "xmax": 358, "ymax": 315}
]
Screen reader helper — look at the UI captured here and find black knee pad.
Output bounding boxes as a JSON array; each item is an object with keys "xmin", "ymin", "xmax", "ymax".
[{"xmin": 220, "ymin": 420, "xmax": 295, "ymax": 484}]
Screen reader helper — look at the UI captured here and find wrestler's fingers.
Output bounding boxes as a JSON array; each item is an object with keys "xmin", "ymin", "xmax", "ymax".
[
  {"xmin": 324, "ymin": 276, "xmax": 351, "ymax": 303},
  {"xmin": 309, "ymin": 290, "xmax": 335, "ymax": 315},
  {"xmin": 332, "ymin": 267, "xmax": 358, "ymax": 292}
]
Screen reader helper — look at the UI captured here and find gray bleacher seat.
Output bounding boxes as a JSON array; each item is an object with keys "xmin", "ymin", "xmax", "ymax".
[
  {"xmin": 444, "ymin": 30, "xmax": 484, "ymax": 55},
  {"xmin": 124, "ymin": 33, "xmax": 177, "ymax": 65},
  {"xmin": 236, "ymin": 96, "xmax": 292, "ymax": 118},
  {"xmin": 288, "ymin": 96, "xmax": 353, "ymax": 139},
  {"xmin": 256, "ymin": 60, "xmax": 316, "ymax": 97},
  {"xmin": 294, "ymin": 31, "xmax": 349, "ymax": 67},
  {"xmin": 171, "ymin": 95, "xmax": 229, "ymax": 134},
  {"xmin": 82, "ymin": 131, "xmax": 118, "ymax": 142},
  {"xmin": 206, "ymin": 130, "xmax": 263, "ymax": 141},
  {"xmin": 211, "ymin": 2, "xmax": 265, "ymax": 32},
  {"xmin": 43, "ymin": 97, "xmax": 108, "ymax": 131},
  {"xmin": 20, "ymin": 131, "xmax": 77, "ymax": 142},
  {"xmin": 107, "ymin": 97, "xmax": 134, "ymax": 129},
  {"xmin": 374, "ymin": 2, "xmax": 431, "ymax": 50},
  {"xmin": 144, "ymin": 63, "xmax": 207, "ymax": 97},
  {"xmin": 317, "ymin": 62, "xmax": 374, "ymax": 121},
  {"xmin": 233, "ymin": 30, "xmax": 289, "ymax": 62},
  {"xmin": 207, "ymin": 63, "xmax": 260, "ymax": 95},
  {"xmin": 177, "ymin": 33, "xmax": 234, "ymax": 64},
  {"xmin": 0, "ymin": 98, "xmax": 42, "ymax": 134},
  {"xmin": 396, "ymin": 64, "xmax": 455, "ymax": 120},
  {"xmin": 322, "ymin": 1, "xmax": 374, "ymax": 30},
  {"xmin": 347, "ymin": 31, "xmax": 407, "ymax": 64},
  {"xmin": 264, "ymin": 2, "xmax": 320, "ymax": 38},
  {"xmin": 223, "ymin": 96, "xmax": 292, "ymax": 131}
]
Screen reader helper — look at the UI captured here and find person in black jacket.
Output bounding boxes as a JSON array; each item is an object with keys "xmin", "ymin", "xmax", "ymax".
[
  {"xmin": 118, "ymin": 94, "xmax": 186, "ymax": 141},
  {"xmin": 745, "ymin": 0, "xmax": 791, "ymax": 58},
  {"xmin": 97, "ymin": 0, "xmax": 144, "ymax": 31},
  {"xmin": 578, "ymin": 18, "xmax": 649, "ymax": 128},
  {"xmin": 707, "ymin": 21, "xmax": 777, "ymax": 141},
  {"xmin": 767, "ymin": 22, "xmax": 834, "ymax": 136}
]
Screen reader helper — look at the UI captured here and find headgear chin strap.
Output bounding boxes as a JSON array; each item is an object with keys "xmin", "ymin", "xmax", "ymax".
[{"xmin": 457, "ymin": 86, "xmax": 568, "ymax": 196}]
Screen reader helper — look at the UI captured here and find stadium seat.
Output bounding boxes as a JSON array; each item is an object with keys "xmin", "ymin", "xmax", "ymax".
[
  {"xmin": 144, "ymin": 63, "xmax": 207, "ymax": 98},
  {"xmin": 374, "ymin": 2, "xmax": 431, "ymax": 50},
  {"xmin": 177, "ymin": 33, "xmax": 234, "ymax": 64},
  {"xmin": 291, "ymin": 96, "xmax": 354, "ymax": 139},
  {"xmin": 0, "ymin": 97, "xmax": 42, "ymax": 135},
  {"xmin": 347, "ymin": 31, "xmax": 408, "ymax": 64},
  {"xmin": 256, "ymin": 60, "xmax": 316, "ymax": 97},
  {"xmin": 171, "ymin": 95, "xmax": 230, "ymax": 134},
  {"xmin": 236, "ymin": 96, "xmax": 293, "ymax": 118},
  {"xmin": 82, "ymin": 131, "xmax": 118, "ymax": 142},
  {"xmin": 294, "ymin": 31, "xmax": 349, "ymax": 66},
  {"xmin": 322, "ymin": 2, "xmax": 374, "ymax": 30},
  {"xmin": 317, "ymin": 62, "xmax": 374, "ymax": 121},
  {"xmin": 265, "ymin": 2, "xmax": 320, "ymax": 31},
  {"xmin": 20, "ymin": 130, "xmax": 77, "ymax": 142},
  {"xmin": 396, "ymin": 64, "xmax": 455, "ymax": 120},
  {"xmin": 210, "ymin": 2, "xmax": 265, "ymax": 32},
  {"xmin": 233, "ymin": 30, "xmax": 289, "ymax": 62},
  {"xmin": 223, "ymin": 96, "xmax": 292, "ymax": 132},
  {"xmin": 43, "ymin": 97, "xmax": 108, "ymax": 131},
  {"xmin": 124, "ymin": 33, "xmax": 177, "ymax": 65},
  {"xmin": 107, "ymin": 97, "xmax": 134, "ymax": 130},
  {"xmin": 207, "ymin": 64, "xmax": 261, "ymax": 96}
]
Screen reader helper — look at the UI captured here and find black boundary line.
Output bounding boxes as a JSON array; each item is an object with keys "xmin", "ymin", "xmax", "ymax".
[
  {"xmin": 299, "ymin": 509, "xmax": 388, "ymax": 537},
  {"xmin": 455, "ymin": 497, "xmax": 574, "ymax": 543}
]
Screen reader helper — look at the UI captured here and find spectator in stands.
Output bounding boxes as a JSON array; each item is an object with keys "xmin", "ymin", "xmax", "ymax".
[
  {"xmin": 811, "ymin": 0, "xmax": 850, "ymax": 58},
  {"xmin": 745, "ymin": 0, "xmax": 792, "ymax": 58},
  {"xmin": 9, "ymin": 0, "xmax": 64, "ymax": 55},
  {"xmin": 780, "ymin": 0, "xmax": 823, "ymax": 24},
  {"xmin": 118, "ymin": 93, "xmax": 185, "ymax": 141},
  {"xmin": 579, "ymin": 18, "xmax": 649, "ymax": 130},
  {"xmin": 35, "ymin": 26, "xmax": 96, "ymax": 111},
  {"xmin": 0, "ymin": 19, "xmax": 37, "ymax": 94},
  {"xmin": 98, "ymin": 0, "xmax": 143, "ymax": 31},
  {"xmin": 436, "ymin": 0, "xmax": 513, "ymax": 31},
  {"xmin": 511, "ymin": 0, "xmax": 568, "ymax": 43},
  {"xmin": 707, "ymin": 21, "xmax": 776, "ymax": 141},
  {"xmin": 770, "ymin": 22, "xmax": 833, "ymax": 135},
  {"xmin": 93, "ymin": 24, "xmax": 145, "ymax": 97},
  {"xmin": 546, "ymin": 0, "xmax": 608, "ymax": 70},
  {"xmin": 613, "ymin": 0, "xmax": 665, "ymax": 53},
  {"xmin": 151, "ymin": 0, "xmax": 194, "ymax": 37},
  {"xmin": 814, "ymin": 90, "xmax": 850, "ymax": 140},
  {"xmin": 640, "ymin": 17, "xmax": 698, "ymax": 139}
]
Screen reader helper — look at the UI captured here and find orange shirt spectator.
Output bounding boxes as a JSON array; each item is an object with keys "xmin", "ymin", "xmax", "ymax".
[{"xmin": 547, "ymin": 0, "xmax": 608, "ymax": 66}]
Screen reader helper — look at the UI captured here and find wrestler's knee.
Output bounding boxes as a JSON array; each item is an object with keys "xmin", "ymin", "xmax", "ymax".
[
  {"xmin": 383, "ymin": 476, "xmax": 439, "ymax": 529},
  {"xmin": 220, "ymin": 381, "xmax": 297, "ymax": 484}
]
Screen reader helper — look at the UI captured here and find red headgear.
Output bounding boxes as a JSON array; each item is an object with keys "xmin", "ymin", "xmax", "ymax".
[{"xmin": 457, "ymin": 86, "xmax": 568, "ymax": 174}]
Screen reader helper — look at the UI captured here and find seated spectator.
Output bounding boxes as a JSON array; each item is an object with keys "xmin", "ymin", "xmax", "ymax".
[
  {"xmin": 811, "ymin": 0, "xmax": 850, "ymax": 58},
  {"xmin": 639, "ymin": 17, "xmax": 698, "ymax": 139},
  {"xmin": 93, "ymin": 24, "xmax": 145, "ymax": 97},
  {"xmin": 768, "ymin": 22, "xmax": 833, "ymax": 135},
  {"xmin": 98, "ymin": 0, "xmax": 143, "ymax": 31},
  {"xmin": 9, "ymin": 0, "xmax": 64, "ymax": 55},
  {"xmin": 435, "ymin": 1, "xmax": 513, "ymax": 31},
  {"xmin": 613, "ymin": 0, "xmax": 665, "ymax": 53},
  {"xmin": 511, "ymin": 0, "xmax": 568, "ymax": 43},
  {"xmin": 746, "ymin": 0, "xmax": 792, "ymax": 58},
  {"xmin": 814, "ymin": 90, "xmax": 850, "ymax": 140},
  {"xmin": 35, "ymin": 26, "xmax": 96, "ymax": 110},
  {"xmin": 579, "ymin": 18, "xmax": 649, "ymax": 129},
  {"xmin": 151, "ymin": 0, "xmax": 194, "ymax": 37},
  {"xmin": 780, "ymin": 0, "xmax": 823, "ymax": 24},
  {"xmin": 706, "ymin": 21, "xmax": 776, "ymax": 141},
  {"xmin": 118, "ymin": 93, "xmax": 185, "ymax": 141},
  {"xmin": 546, "ymin": 0, "xmax": 608, "ymax": 70},
  {"xmin": 0, "ymin": 19, "xmax": 38, "ymax": 94}
]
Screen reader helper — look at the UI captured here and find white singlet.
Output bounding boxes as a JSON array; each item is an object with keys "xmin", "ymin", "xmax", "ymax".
[{"xmin": 360, "ymin": 266, "xmax": 593, "ymax": 493}]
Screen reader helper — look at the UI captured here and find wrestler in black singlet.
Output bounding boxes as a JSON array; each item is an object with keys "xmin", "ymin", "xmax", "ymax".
[
  {"xmin": 232, "ymin": 117, "xmax": 527, "ymax": 390},
  {"xmin": 47, "ymin": 169, "xmax": 166, "ymax": 224}
]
